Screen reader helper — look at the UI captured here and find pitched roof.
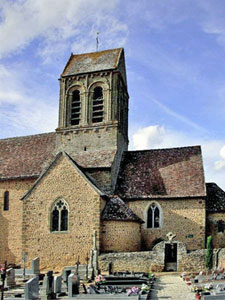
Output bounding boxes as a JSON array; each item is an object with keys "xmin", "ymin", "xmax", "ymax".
[
  {"xmin": 206, "ymin": 182, "xmax": 225, "ymax": 212},
  {"xmin": 0, "ymin": 132, "xmax": 57, "ymax": 180},
  {"xmin": 0, "ymin": 133, "xmax": 115, "ymax": 180},
  {"xmin": 21, "ymin": 152, "xmax": 105, "ymax": 200},
  {"xmin": 101, "ymin": 196, "xmax": 144, "ymax": 223},
  {"xmin": 62, "ymin": 48, "xmax": 123, "ymax": 77},
  {"xmin": 115, "ymin": 146, "xmax": 206, "ymax": 199}
]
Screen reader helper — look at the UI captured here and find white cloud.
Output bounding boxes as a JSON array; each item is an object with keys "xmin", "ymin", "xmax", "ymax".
[
  {"xmin": 0, "ymin": 0, "xmax": 127, "ymax": 61},
  {"xmin": 131, "ymin": 125, "xmax": 225, "ymax": 190}
]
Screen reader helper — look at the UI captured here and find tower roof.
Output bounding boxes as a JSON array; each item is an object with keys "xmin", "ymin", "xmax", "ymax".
[{"xmin": 61, "ymin": 48, "xmax": 123, "ymax": 77}]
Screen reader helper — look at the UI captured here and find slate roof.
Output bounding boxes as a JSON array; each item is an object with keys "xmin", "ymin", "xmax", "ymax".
[
  {"xmin": 101, "ymin": 197, "xmax": 144, "ymax": 223},
  {"xmin": 62, "ymin": 48, "xmax": 123, "ymax": 77},
  {"xmin": 0, "ymin": 133, "xmax": 115, "ymax": 180},
  {"xmin": 206, "ymin": 182, "xmax": 225, "ymax": 212},
  {"xmin": 115, "ymin": 146, "xmax": 206, "ymax": 199}
]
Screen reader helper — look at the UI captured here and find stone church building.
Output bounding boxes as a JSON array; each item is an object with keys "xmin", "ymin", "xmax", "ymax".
[{"xmin": 0, "ymin": 48, "xmax": 225, "ymax": 272}]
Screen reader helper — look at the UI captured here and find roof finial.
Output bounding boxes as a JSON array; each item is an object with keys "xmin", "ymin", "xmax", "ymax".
[{"xmin": 96, "ymin": 32, "xmax": 100, "ymax": 52}]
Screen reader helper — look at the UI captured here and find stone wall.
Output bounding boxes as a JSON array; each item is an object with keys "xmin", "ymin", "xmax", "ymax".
[
  {"xmin": 22, "ymin": 154, "xmax": 102, "ymax": 271},
  {"xmin": 99, "ymin": 243, "xmax": 207, "ymax": 273},
  {"xmin": 101, "ymin": 221, "xmax": 141, "ymax": 252},
  {"xmin": 128, "ymin": 198, "xmax": 206, "ymax": 250},
  {"xmin": 0, "ymin": 178, "xmax": 35, "ymax": 264},
  {"xmin": 207, "ymin": 213, "xmax": 225, "ymax": 248}
]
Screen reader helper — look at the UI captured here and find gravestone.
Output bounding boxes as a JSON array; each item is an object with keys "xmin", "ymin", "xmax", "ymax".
[
  {"xmin": 32, "ymin": 257, "xmax": 40, "ymax": 275},
  {"xmin": 54, "ymin": 275, "xmax": 62, "ymax": 294},
  {"xmin": 25, "ymin": 276, "xmax": 39, "ymax": 300},
  {"xmin": 6, "ymin": 268, "xmax": 16, "ymax": 288},
  {"xmin": 68, "ymin": 273, "xmax": 80, "ymax": 297},
  {"xmin": 43, "ymin": 271, "xmax": 55, "ymax": 299}
]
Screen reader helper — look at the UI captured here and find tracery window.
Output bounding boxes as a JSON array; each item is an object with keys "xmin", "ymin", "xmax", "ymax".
[
  {"xmin": 71, "ymin": 90, "xmax": 81, "ymax": 125},
  {"xmin": 4, "ymin": 191, "xmax": 9, "ymax": 211},
  {"xmin": 92, "ymin": 87, "xmax": 104, "ymax": 123},
  {"xmin": 147, "ymin": 203, "xmax": 161, "ymax": 229},
  {"xmin": 51, "ymin": 199, "xmax": 68, "ymax": 232}
]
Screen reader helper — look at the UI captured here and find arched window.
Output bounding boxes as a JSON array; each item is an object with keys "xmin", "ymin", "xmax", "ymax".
[
  {"xmin": 71, "ymin": 90, "xmax": 81, "ymax": 125},
  {"xmin": 4, "ymin": 191, "xmax": 9, "ymax": 211},
  {"xmin": 147, "ymin": 203, "xmax": 161, "ymax": 229},
  {"xmin": 51, "ymin": 199, "xmax": 68, "ymax": 232},
  {"xmin": 92, "ymin": 86, "xmax": 104, "ymax": 123}
]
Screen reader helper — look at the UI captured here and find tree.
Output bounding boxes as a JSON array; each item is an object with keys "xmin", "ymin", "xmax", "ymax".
[{"xmin": 206, "ymin": 236, "xmax": 213, "ymax": 270}]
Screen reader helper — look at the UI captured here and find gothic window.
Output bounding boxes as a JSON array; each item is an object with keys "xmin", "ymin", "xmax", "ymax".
[
  {"xmin": 147, "ymin": 203, "xmax": 161, "ymax": 229},
  {"xmin": 51, "ymin": 199, "xmax": 68, "ymax": 232},
  {"xmin": 92, "ymin": 86, "xmax": 104, "ymax": 123},
  {"xmin": 3, "ymin": 191, "xmax": 9, "ymax": 211},
  {"xmin": 71, "ymin": 90, "xmax": 81, "ymax": 125}
]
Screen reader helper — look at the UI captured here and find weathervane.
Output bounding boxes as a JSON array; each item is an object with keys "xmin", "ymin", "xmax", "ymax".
[{"xmin": 96, "ymin": 32, "xmax": 100, "ymax": 52}]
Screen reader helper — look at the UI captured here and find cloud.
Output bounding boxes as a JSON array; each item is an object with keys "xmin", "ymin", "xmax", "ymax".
[
  {"xmin": 131, "ymin": 125, "xmax": 225, "ymax": 190},
  {"xmin": 0, "ymin": 63, "xmax": 57, "ymax": 137},
  {"xmin": 0, "ymin": 0, "xmax": 127, "ymax": 61}
]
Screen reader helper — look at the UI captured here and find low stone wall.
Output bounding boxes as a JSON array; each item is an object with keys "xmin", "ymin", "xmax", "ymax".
[
  {"xmin": 99, "ymin": 243, "xmax": 224, "ymax": 273},
  {"xmin": 99, "ymin": 251, "xmax": 156, "ymax": 273}
]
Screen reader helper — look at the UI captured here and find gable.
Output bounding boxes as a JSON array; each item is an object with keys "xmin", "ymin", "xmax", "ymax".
[
  {"xmin": 22, "ymin": 152, "xmax": 104, "ymax": 201},
  {"xmin": 116, "ymin": 146, "xmax": 206, "ymax": 199}
]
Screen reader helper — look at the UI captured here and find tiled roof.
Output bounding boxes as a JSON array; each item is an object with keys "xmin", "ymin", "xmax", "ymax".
[
  {"xmin": 0, "ymin": 133, "xmax": 57, "ymax": 179},
  {"xmin": 62, "ymin": 48, "xmax": 123, "ymax": 77},
  {"xmin": 115, "ymin": 146, "xmax": 206, "ymax": 199},
  {"xmin": 0, "ymin": 133, "xmax": 115, "ymax": 180},
  {"xmin": 101, "ymin": 196, "xmax": 144, "ymax": 223},
  {"xmin": 206, "ymin": 182, "xmax": 225, "ymax": 212}
]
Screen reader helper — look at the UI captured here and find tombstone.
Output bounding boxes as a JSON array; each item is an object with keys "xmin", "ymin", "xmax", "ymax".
[
  {"xmin": 6, "ymin": 268, "xmax": 16, "ymax": 288},
  {"xmin": 32, "ymin": 257, "xmax": 40, "ymax": 275},
  {"xmin": 68, "ymin": 273, "xmax": 80, "ymax": 297},
  {"xmin": 108, "ymin": 262, "xmax": 113, "ymax": 275},
  {"xmin": 25, "ymin": 276, "xmax": 39, "ymax": 300},
  {"xmin": 54, "ymin": 275, "xmax": 62, "ymax": 294},
  {"xmin": 43, "ymin": 271, "xmax": 55, "ymax": 299}
]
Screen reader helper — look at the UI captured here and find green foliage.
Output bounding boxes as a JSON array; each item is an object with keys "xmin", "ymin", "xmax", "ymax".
[{"xmin": 206, "ymin": 236, "xmax": 213, "ymax": 270}]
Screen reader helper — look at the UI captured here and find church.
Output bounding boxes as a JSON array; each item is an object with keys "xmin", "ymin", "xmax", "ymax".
[{"xmin": 0, "ymin": 48, "xmax": 225, "ymax": 272}]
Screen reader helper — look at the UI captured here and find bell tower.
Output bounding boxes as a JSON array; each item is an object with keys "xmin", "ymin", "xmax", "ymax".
[{"xmin": 56, "ymin": 48, "xmax": 129, "ymax": 155}]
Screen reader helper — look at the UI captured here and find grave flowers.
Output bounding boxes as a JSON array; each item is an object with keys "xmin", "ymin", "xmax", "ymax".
[
  {"xmin": 140, "ymin": 283, "xmax": 150, "ymax": 294},
  {"xmin": 95, "ymin": 275, "xmax": 106, "ymax": 284},
  {"xmin": 127, "ymin": 286, "xmax": 140, "ymax": 296}
]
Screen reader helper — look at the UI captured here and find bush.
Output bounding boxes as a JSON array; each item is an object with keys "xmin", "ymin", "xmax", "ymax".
[{"xmin": 206, "ymin": 236, "xmax": 213, "ymax": 270}]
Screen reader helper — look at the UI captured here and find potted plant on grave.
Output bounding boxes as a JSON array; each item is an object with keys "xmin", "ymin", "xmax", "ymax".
[{"xmin": 127, "ymin": 286, "xmax": 140, "ymax": 296}]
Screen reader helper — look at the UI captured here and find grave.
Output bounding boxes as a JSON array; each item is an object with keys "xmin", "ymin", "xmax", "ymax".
[
  {"xmin": 24, "ymin": 276, "xmax": 39, "ymax": 300},
  {"xmin": 6, "ymin": 268, "xmax": 16, "ymax": 288},
  {"xmin": 68, "ymin": 272, "xmax": 80, "ymax": 297},
  {"xmin": 32, "ymin": 257, "xmax": 40, "ymax": 275},
  {"xmin": 54, "ymin": 275, "xmax": 62, "ymax": 294}
]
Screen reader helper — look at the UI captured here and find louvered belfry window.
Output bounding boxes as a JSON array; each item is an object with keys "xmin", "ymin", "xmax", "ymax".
[
  {"xmin": 4, "ymin": 191, "xmax": 9, "ymax": 211},
  {"xmin": 71, "ymin": 90, "xmax": 81, "ymax": 125},
  {"xmin": 92, "ymin": 87, "xmax": 104, "ymax": 123}
]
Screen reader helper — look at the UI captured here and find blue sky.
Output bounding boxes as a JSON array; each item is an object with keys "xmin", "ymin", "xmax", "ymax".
[{"xmin": 0, "ymin": 0, "xmax": 225, "ymax": 189}]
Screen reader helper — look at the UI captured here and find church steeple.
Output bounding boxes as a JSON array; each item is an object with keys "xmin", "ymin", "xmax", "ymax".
[{"xmin": 56, "ymin": 48, "xmax": 129, "ymax": 154}]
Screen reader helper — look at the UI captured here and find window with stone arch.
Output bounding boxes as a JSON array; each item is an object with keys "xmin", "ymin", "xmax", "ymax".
[
  {"xmin": 92, "ymin": 86, "xmax": 104, "ymax": 123},
  {"xmin": 51, "ymin": 199, "xmax": 69, "ymax": 232},
  {"xmin": 3, "ymin": 191, "xmax": 9, "ymax": 211},
  {"xmin": 146, "ymin": 202, "xmax": 162, "ymax": 229}
]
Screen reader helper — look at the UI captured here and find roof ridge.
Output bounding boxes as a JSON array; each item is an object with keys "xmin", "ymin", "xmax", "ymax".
[
  {"xmin": 127, "ymin": 145, "xmax": 201, "ymax": 153},
  {"xmin": 71, "ymin": 48, "xmax": 123, "ymax": 57},
  {"xmin": 0, "ymin": 131, "xmax": 56, "ymax": 142}
]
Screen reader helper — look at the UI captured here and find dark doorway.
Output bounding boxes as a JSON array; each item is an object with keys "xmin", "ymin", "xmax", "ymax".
[{"xmin": 164, "ymin": 243, "xmax": 177, "ymax": 271}]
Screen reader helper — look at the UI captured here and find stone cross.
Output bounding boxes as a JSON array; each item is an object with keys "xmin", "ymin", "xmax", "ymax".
[
  {"xmin": 85, "ymin": 253, "xmax": 89, "ymax": 280},
  {"xmin": 166, "ymin": 232, "xmax": 176, "ymax": 242},
  {"xmin": 75, "ymin": 256, "xmax": 80, "ymax": 275},
  {"xmin": 22, "ymin": 252, "xmax": 26, "ymax": 281},
  {"xmin": 93, "ymin": 230, "xmax": 97, "ymax": 250}
]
